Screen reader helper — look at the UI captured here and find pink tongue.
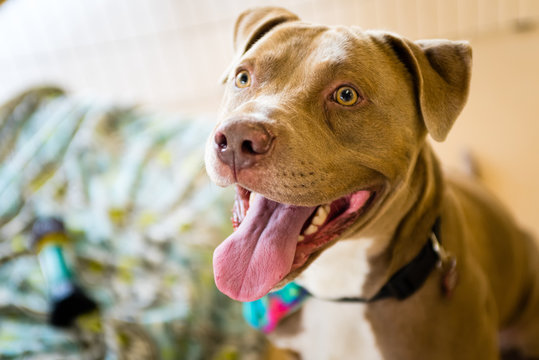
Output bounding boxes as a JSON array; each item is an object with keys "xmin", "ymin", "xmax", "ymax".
[{"xmin": 213, "ymin": 195, "xmax": 316, "ymax": 301}]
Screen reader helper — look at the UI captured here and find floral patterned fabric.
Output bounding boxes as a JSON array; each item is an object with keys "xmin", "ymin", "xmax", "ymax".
[{"xmin": 0, "ymin": 87, "xmax": 266, "ymax": 359}]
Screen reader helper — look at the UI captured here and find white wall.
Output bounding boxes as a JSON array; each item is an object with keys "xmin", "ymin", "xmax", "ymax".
[{"xmin": 433, "ymin": 27, "xmax": 539, "ymax": 235}]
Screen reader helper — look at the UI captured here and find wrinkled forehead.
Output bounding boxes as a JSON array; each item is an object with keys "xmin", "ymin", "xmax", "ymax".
[
  {"xmin": 238, "ymin": 23, "xmax": 384, "ymax": 90},
  {"xmin": 246, "ymin": 24, "xmax": 356, "ymax": 65}
]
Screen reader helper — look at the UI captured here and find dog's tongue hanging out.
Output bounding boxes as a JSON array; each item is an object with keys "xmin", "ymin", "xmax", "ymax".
[{"xmin": 213, "ymin": 194, "xmax": 316, "ymax": 302}]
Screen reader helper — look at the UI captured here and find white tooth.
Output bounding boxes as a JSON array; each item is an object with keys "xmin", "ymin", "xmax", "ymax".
[
  {"xmin": 249, "ymin": 192, "xmax": 256, "ymax": 206},
  {"xmin": 311, "ymin": 206, "xmax": 328, "ymax": 226},
  {"xmin": 298, "ymin": 235, "xmax": 305, "ymax": 242},
  {"xmin": 311, "ymin": 215, "xmax": 324, "ymax": 226},
  {"xmin": 304, "ymin": 224, "xmax": 318, "ymax": 235}
]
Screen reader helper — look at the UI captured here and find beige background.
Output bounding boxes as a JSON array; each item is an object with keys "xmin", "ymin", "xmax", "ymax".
[
  {"xmin": 1, "ymin": 0, "xmax": 538, "ymax": 236},
  {"xmin": 433, "ymin": 27, "xmax": 539, "ymax": 237}
]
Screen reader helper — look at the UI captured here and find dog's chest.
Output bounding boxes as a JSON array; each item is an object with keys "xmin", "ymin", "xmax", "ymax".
[
  {"xmin": 270, "ymin": 299, "xmax": 384, "ymax": 360},
  {"xmin": 271, "ymin": 238, "xmax": 388, "ymax": 358}
]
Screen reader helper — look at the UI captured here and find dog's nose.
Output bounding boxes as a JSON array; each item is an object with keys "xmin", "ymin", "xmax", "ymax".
[{"xmin": 214, "ymin": 121, "xmax": 274, "ymax": 170}]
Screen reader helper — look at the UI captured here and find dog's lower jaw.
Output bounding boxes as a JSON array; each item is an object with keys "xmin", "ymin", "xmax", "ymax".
[{"xmin": 292, "ymin": 184, "xmax": 406, "ymax": 300}]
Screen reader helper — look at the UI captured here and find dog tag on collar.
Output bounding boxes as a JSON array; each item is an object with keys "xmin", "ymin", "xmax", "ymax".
[
  {"xmin": 440, "ymin": 256, "xmax": 458, "ymax": 298},
  {"xmin": 430, "ymin": 232, "xmax": 458, "ymax": 298}
]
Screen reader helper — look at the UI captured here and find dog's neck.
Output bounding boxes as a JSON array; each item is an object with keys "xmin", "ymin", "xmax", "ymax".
[{"xmin": 296, "ymin": 143, "xmax": 443, "ymax": 300}]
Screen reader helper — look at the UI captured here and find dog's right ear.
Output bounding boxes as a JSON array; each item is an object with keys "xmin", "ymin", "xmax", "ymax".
[
  {"xmin": 221, "ymin": 7, "xmax": 299, "ymax": 83},
  {"xmin": 373, "ymin": 32, "xmax": 472, "ymax": 142}
]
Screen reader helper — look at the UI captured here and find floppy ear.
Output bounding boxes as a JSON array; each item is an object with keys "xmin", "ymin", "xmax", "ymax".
[
  {"xmin": 379, "ymin": 34, "xmax": 472, "ymax": 141},
  {"xmin": 221, "ymin": 7, "xmax": 300, "ymax": 83}
]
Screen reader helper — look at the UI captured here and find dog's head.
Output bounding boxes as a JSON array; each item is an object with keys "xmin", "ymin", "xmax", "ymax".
[{"xmin": 205, "ymin": 7, "xmax": 472, "ymax": 301}]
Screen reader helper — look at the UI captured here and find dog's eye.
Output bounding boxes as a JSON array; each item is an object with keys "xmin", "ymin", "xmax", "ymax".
[
  {"xmin": 235, "ymin": 70, "xmax": 251, "ymax": 88},
  {"xmin": 334, "ymin": 86, "xmax": 359, "ymax": 106}
]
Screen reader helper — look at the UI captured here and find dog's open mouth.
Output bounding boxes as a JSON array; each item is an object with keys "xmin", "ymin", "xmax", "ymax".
[{"xmin": 213, "ymin": 185, "xmax": 377, "ymax": 302}]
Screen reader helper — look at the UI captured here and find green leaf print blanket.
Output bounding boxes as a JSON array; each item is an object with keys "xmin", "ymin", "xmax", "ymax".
[{"xmin": 0, "ymin": 87, "xmax": 266, "ymax": 359}]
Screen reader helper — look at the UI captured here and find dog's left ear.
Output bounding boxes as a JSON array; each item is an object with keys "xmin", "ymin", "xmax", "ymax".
[
  {"xmin": 222, "ymin": 7, "xmax": 300, "ymax": 83},
  {"xmin": 378, "ymin": 34, "xmax": 472, "ymax": 141},
  {"xmin": 233, "ymin": 7, "xmax": 300, "ymax": 55}
]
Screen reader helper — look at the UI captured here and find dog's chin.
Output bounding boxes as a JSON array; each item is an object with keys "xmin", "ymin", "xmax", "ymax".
[{"xmin": 232, "ymin": 184, "xmax": 382, "ymax": 287}]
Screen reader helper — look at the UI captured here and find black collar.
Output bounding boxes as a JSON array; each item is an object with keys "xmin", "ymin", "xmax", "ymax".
[{"xmin": 329, "ymin": 217, "xmax": 442, "ymax": 303}]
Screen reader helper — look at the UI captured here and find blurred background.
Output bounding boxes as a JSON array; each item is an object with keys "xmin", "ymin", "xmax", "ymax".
[
  {"xmin": 0, "ymin": 0, "xmax": 538, "ymax": 358},
  {"xmin": 1, "ymin": 0, "xmax": 537, "ymax": 234}
]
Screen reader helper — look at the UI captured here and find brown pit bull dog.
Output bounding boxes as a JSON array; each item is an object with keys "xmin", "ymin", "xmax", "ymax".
[{"xmin": 204, "ymin": 6, "xmax": 539, "ymax": 359}]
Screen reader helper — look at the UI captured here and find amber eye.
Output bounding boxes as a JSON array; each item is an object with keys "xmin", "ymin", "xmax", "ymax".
[
  {"xmin": 235, "ymin": 70, "xmax": 251, "ymax": 88},
  {"xmin": 334, "ymin": 86, "xmax": 359, "ymax": 106}
]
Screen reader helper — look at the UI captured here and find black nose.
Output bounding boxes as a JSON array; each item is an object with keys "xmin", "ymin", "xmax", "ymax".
[{"xmin": 214, "ymin": 121, "xmax": 274, "ymax": 171}]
